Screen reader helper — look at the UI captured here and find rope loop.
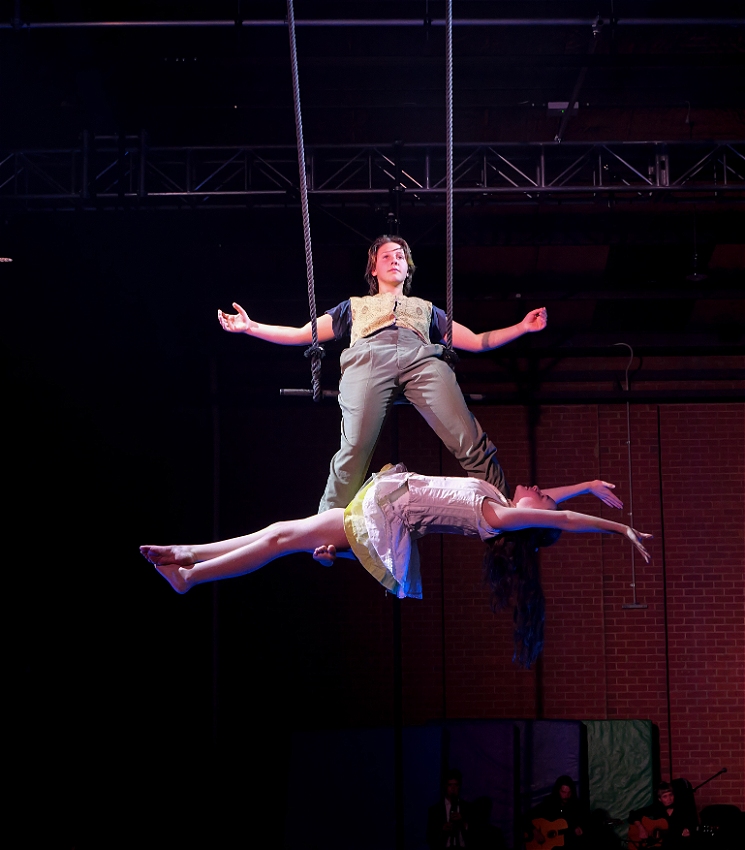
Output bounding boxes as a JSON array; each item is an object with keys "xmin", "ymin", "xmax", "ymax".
[
  {"xmin": 304, "ymin": 344, "xmax": 326, "ymax": 361},
  {"xmin": 440, "ymin": 347, "xmax": 459, "ymax": 368}
]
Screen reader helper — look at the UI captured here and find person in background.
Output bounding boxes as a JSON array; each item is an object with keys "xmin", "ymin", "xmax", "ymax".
[
  {"xmin": 628, "ymin": 781, "xmax": 697, "ymax": 849},
  {"xmin": 524, "ymin": 775, "xmax": 587, "ymax": 848},
  {"xmin": 427, "ymin": 769, "xmax": 472, "ymax": 849}
]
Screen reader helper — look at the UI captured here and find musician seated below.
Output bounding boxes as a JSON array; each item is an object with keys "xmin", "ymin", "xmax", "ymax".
[
  {"xmin": 629, "ymin": 781, "xmax": 698, "ymax": 849},
  {"xmin": 524, "ymin": 775, "xmax": 587, "ymax": 849}
]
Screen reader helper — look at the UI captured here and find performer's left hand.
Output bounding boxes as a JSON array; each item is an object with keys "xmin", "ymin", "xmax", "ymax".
[
  {"xmin": 589, "ymin": 480, "xmax": 624, "ymax": 509},
  {"xmin": 521, "ymin": 307, "xmax": 548, "ymax": 333}
]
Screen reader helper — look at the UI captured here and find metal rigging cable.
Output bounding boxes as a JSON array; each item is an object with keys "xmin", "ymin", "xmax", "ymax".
[
  {"xmin": 443, "ymin": 0, "xmax": 458, "ymax": 368},
  {"xmin": 286, "ymin": 0, "xmax": 324, "ymax": 401},
  {"xmin": 445, "ymin": 0, "xmax": 454, "ymax": 347}
]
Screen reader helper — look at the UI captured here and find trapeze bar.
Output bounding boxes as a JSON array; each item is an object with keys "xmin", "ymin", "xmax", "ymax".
[
  {"xmin": 280, "ymin": 389, "xmax": 340, "ymax": 401},
  {"xmin": 280, "ymin": 388, "xmax": 469, "ymax": 405}
]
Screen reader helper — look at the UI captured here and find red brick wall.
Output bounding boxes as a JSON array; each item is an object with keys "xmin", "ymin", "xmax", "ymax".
[
  {"xmin": 658, "ymin": 405, "xmax": 745, "ymax": 811},
  {"xmin": 384, "ymin": 402, "xmax": 743, "ymax": 809}
]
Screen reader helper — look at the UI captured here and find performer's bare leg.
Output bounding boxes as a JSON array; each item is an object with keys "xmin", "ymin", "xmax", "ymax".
[
  {"xmin": 140, "ymin": 509, "xmax": 348, "ymax": 594},
  {"xmin": 140, "ymin": 518, "xmax": 337, "ymax": 566}
]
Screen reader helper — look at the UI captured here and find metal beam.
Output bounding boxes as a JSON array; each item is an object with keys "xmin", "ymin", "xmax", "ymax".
[
  {"xmin": 1, "ymin": 140, "xmax": 742, "ymax": 211},
  {"xmin": 2, "ymin": 18, "xmax": 744, "ymax": 31}
]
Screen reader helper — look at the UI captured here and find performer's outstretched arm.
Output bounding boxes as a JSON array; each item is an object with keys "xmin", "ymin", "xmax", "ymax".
[
  {"xmin": 484, "ymin": 503, "xmax": 652, "ymax": 562},
  {"xmin": 542, "ymin": 480, "xmax": 624, "ymax": 509},
  {"xmin": 217, "ymin": 301, "xmax": 336, "ymax": 345},
  {"xmin": 450, "ymin": 307, "xmax": 547, "ymax": 352}
]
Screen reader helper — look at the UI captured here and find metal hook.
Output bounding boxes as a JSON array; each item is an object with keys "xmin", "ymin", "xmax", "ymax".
[
  {"xmin": 613, "ymin": 342, "xmax": 634, "ymax": 391},
  {"xmin": 612, "ymin": 343, "xmax": 647, "ymax": 609}
]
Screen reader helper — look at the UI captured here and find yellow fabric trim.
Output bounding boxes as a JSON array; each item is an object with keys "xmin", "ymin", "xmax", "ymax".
[{"xmin": 343, "ymin": 467, "xmax": 400, "ymax": 595}]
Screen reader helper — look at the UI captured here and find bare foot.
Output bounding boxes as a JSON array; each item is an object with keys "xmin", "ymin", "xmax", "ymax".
[
  {"xmin": 139, "ymin": 545, "xmax": 196, "ymax": 566},
  {"xmin": 155, "ymin": 563, "xmax": 190, "ymax": 594},
  {"xmin": 312, "ymin": 544, "xmax": 337, "ymax": 567}
]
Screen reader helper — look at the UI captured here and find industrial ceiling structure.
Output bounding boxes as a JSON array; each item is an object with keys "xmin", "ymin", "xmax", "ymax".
[{"xmin": 1, "ymin": 1, "xmax": 743, "ymax": 370}]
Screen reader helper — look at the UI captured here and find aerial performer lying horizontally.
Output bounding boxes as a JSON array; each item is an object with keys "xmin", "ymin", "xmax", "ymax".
[
  {"xmin": 218, "ymin": 234, "xmax": 548, "ymax": 512},
  {"xmin": 141, "ymin": 466, "xmax": 650, "ymax": 666}
]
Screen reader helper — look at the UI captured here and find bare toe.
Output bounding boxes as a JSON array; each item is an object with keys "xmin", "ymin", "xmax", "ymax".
[{"xmin": 139, "ymin": 545, "xmax": 195, "ymax": 567}]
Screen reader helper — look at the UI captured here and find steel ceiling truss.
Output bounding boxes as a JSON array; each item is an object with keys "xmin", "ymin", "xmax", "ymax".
[{"xmin": 1, "ymin": 139, "xmax": 743, "ymax": 210}]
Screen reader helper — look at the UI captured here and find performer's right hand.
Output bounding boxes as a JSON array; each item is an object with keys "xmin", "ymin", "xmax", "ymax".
[
  {"xmin": 218, "ymin": 301, "xmax": 255, "ymax": 333},
  {"xmin": 627, "ymin": 528, "xmax": 653, "ymax": 563}
]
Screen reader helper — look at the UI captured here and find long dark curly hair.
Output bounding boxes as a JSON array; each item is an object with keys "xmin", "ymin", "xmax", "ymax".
[{"xmin": 483, "ymin": 527, "xmax": 562, "ymax": 668}]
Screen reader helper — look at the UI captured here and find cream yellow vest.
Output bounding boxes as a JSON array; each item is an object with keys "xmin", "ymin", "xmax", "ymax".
[{"xmin": 349, "ymin": 293, "xmax": 433, "ymax": 346}]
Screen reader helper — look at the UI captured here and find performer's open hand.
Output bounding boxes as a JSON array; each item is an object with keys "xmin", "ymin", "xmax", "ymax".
[
  {"xmin": 313, "ymin": 544, "xmax": 337, "ymax": 566},
  {"xmin": 627, "ymin": 528, "xmax": 653, "ymax": 563},
  {"xmin": 218, "ymin": 301, "xmax": 256, "ymax": 334},
  {"xmin": 521, "ymin": 307, "xmax": 548, "ymax": 333},
  {"xmin": 589, "ymin": 480, "xmax": 623, "ymax": 509}
]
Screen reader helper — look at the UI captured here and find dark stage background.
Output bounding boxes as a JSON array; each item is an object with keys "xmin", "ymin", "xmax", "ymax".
[
  {"xmin": 5, "ymin": 209, "xmax": 743, "ymax": 848},
  {"xmin": 5, "ymin": 212, "xmax": 348, "ymax": 845},
  {"xmin": 3, "ymin": 4, "xmax": 744, "ymax": 847}
]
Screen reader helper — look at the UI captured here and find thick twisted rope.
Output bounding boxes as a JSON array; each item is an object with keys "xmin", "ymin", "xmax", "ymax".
[
  {"xmin": 445, "ymin": 0, "xmax": 454, "ymax": 346},
  {"xmin": 286, "ymin": 0, "xmax": 323, "ymax": 401}
]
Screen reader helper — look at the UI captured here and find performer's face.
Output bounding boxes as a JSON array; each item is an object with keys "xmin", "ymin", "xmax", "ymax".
[
  {"xmin": 446, "ymin": 779, "xmax": 460, "ymax": 800},
  {"xmin": 659, "ymin": 790, "xmax": 675, "ymax": 808},
  {"xmin": 559, "ymin": 785, "xmax": 572, "ymax": 802},
  {"xmin": 514, "ymin": 485, "xmax": 557, "ymax": 511},
  {"xmin": 372, "ymin": 242, "xmax": 409, "ymax": 288}
]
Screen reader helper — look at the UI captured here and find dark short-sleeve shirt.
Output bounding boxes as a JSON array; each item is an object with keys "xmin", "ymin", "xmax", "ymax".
[{"xmin": 325, "ymin": 299, "xmax": 448, "ymax": 344}]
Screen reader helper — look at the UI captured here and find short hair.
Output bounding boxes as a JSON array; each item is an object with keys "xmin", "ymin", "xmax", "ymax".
[
  {"xmin": 365, "ymin": 234, "xmax": 416, "ymax": 295},
  {"xmin": 657, "ymin": 781, "xmax": 674, "ymax": 795},
  {"xmin": 444, "ymin": 768, "xmax": 463, "ymax": 793}
]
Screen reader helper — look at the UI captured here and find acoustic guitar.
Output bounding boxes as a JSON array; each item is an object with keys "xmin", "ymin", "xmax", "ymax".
[
  {"xmin": 627, "ymin": 816, "xmax": 669, "ymax": 849},
  {"xmin": 525, "ymin": 817, "xmax": 569, "ymax": 850}
]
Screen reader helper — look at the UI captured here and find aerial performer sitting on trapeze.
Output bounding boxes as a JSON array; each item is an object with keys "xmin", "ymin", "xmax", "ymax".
[
  {"xmin": 141, "ymin": 466, "xmax": 650, "ymax": 666},
  {"xmin": 217, "ymin": 234, "xmax": 548, "ymax": 512}
]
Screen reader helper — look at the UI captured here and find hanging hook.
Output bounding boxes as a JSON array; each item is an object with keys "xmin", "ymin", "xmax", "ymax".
[
  {"xmin": 612, "ymin": 342, "xmax": 647, "ymax": 609},
  {"xmin": 613, "ymin": 342, "xmax": 634, "ymax": 391}
]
